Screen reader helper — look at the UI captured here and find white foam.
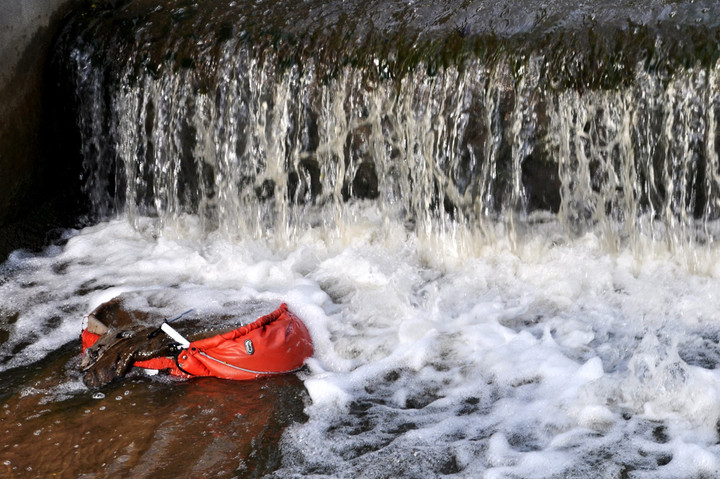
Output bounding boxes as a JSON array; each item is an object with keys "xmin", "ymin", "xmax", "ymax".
[
  {"xmin": 3, "ymin": 214, "xmax": 720, "ymax": 476},
  {"xmin": 304, "ymin": 375, "xmax": 352, "ymax": 409}
]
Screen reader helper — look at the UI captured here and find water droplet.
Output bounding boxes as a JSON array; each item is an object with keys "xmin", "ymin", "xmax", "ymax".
[{"xmin": 92, "ymin": 392, "xmax": 105, "ymax": 400}]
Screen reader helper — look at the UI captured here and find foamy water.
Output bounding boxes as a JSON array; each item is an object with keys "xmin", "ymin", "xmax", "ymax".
[{"xmin": 2, "ymin": 210, "xmax": 720, "ymax": 477}]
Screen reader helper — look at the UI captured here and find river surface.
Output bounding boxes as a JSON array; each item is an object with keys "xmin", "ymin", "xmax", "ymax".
[
  {"xmin": 3, "ymin": 214, "xmax": 720, "ymax": 477},
  {"xmin": 4, "ymin": 0, "xmax": 720, "ymax": 477}
]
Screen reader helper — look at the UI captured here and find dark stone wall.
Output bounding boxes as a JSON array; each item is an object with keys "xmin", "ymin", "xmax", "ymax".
[
  {"xmin": 0, "ymin": 0, "xmax": 89, "ymax": 260},
  {"xmin": 0, "ymin": 0, "xmax": 84, "ymax": 227}
]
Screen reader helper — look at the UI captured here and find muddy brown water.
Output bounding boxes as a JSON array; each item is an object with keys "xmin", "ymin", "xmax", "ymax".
[{"xmin": 0, "ymin": 342, "xmax": 309, "ymax": 477}]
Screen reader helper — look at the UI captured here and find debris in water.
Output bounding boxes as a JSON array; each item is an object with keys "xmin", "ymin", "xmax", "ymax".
[{"xmin": 79, "ymin": 296, "xmax": 313, "ymax": 389}]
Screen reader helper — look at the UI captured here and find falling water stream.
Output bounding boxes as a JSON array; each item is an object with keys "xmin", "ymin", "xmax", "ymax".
[{"xmin": 4, "ymin": 0, "xmax": 720, "ymax": 476}]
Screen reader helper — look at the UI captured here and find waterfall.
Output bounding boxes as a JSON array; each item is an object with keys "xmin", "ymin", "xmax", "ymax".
[
  {"xmin": 55, "ymin": 0, "xmax": 720, "ymax": 251},
  {"xmin": 6, "ymin": 3, "xmax": 720, "ymax": 476}
]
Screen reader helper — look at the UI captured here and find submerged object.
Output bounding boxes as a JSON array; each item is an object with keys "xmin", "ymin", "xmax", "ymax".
[{"xmin": 80, "ymin": 301, "xmax": 313, "ymax": 388}]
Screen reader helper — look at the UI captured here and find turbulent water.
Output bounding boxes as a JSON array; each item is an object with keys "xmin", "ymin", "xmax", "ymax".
[
  {"xmin": 4, "ymin": 0, "xmax": 720, "ymax": 476},
  {"xmin": 5, "ymin": 212, "xmax": 720, "ymax": 477}
]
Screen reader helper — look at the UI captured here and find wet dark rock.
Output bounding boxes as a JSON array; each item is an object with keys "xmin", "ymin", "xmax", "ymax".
[
  {"xmin": 78, "ymin": 297, "xmax": 175, "ymax": 388},
  {"xmin": 343, "ymin": 161, "xmax": 379, "ymax": 201},
  {"xmin": 288, "ymin": 159, "xmax": 323, "ymax": 204},
  {"xmin": 80, "ymin": 325, "xmax": 174, "ymax": 388}
]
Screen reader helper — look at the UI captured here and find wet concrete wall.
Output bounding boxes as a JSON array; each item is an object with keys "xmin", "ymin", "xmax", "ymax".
[{"xmin": 0, "ymin": 0, "xmax": 83, "ymax": 226}]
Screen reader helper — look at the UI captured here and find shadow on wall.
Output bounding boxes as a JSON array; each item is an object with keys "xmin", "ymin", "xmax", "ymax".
[{"xmin": 0, "ymin": 0, "xmax": 87, "ymax": 260}]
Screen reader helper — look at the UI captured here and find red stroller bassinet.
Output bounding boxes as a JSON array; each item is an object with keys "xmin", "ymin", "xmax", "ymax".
[{"xmin": 81, "ymin": 303, "xmax": 313, "ymax": 380}]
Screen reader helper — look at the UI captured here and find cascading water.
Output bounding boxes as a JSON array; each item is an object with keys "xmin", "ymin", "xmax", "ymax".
[
  {"xmin": 59, "ymin": 0, "xmax": 720, "ymax": 251},
  {"xmin": 3, "ymin": 0, "xmax": 720, "ymax": 476}
]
